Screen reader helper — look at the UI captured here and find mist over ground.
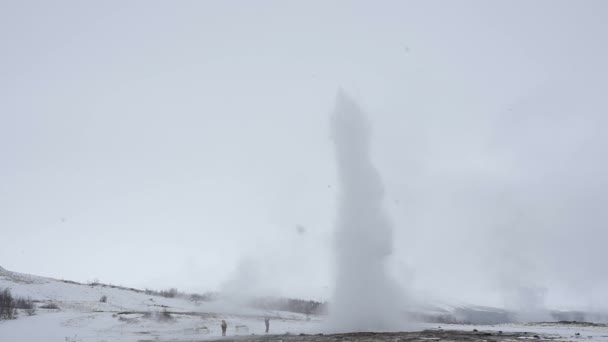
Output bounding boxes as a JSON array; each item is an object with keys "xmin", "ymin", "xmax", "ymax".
[{"xmin": 1, "ymin": 0, "xmax": 608, "ymax": 323}]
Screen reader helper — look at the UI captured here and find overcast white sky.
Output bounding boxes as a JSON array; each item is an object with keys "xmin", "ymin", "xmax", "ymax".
[{"xmin": 1, "ymin": 1, "xmax": 607, "ymax": 310}]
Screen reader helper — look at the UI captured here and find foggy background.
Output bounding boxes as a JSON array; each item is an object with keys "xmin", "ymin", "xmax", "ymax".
[{"xmin": 1, "ymin": 1, "xmax": 607, "ymax": 313}]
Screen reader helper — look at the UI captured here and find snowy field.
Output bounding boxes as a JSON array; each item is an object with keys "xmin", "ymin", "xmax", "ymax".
[
  {"xmin": 0, "ymin": 267, "xmax": 323, "ymax": 341},
  {"xmin": 2, "ymin": 267, "xmax": 608, "ymax": 342}
]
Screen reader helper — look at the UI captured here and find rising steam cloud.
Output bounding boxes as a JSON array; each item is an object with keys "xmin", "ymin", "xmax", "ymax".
[{"xmin": 329, "ymin": 91, "xmax": 402, "ymax": 331}]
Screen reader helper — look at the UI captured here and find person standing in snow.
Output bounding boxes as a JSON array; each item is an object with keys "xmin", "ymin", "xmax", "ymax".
[
  {"xmin": 264, "ymin": 317, "xmax": 270, "ymax": 333},
  {"xmin": 221, "ymin": 320, "xmax": 227, "ymax": 336}
]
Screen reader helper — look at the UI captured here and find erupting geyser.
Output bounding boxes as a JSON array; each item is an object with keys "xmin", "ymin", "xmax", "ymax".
[{"xmin": 329, "ymin": 90, "xmax": 401, "ymax": 331}]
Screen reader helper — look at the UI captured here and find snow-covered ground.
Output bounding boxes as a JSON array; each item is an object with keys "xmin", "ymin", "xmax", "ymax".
[
  {"xmin": 2, "ymin": 267, "xmax": 608, "ymax": 342},
  {"xmin": 422, "ymin": 323, "xmax": 608, "ymax": 341},
  {"xmin": 0, "ymin": 309, "xmax": 324, "ymax": 342},
  {"xmin": 0, "ymin": 267, "xmax": 322, "ymax": 341}
]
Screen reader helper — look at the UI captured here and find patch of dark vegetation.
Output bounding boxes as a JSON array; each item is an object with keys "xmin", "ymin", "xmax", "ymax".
[
  {"xmin": 117, "ymin": 311, "xmax": 139, "ymax": 315},
  {"xmin": 0, "ymin": 288, "xmax": 18, "ymax": 319},
  {"xmin": 122, "ymin": 309, "xmax": 180, "ymax": 322},
  {"xmin": 144, "ymin": 288, "xmax": 179, "ymax": 298},
  {"xmin": 14, "ymin": 297, "xmax": 34, "ymax": 310},
  {"xmin": 117, "ymin": 310, "xmax": 216, "ymax": 320},
  {"xmin": 40, "ymin": 302, "xmax": 60, "ymax": 310},
  {"xmin": 87, "ymin": 280, "xmax": 144, "ymax": 294},
  {"xmin": 554, "ymin": 320, "xmax": 608, "ymax": 327},
  {"xmin": 190, "ymin": 292, "xmax": 219, "ymax": 302},
  {"xmin": 1, "ymin": 288, "xmax": 37, "ymax": 319},
  {"xmin": 118, "ymin": 315, "xmax": 138, "ymax": 323},
  {"xmin": 15, "ymin": 297, "xmax": 36, "ymax": 316},
  {"xmin": 250, "ymin": 296, "xmax": 328, "ymax": 315},
  {"xmin": 148, "ymin": 308, "xmax": 174, "ymax": 322},
  {"xmin": 141, "ymin": 288, "xmax": 219, "ymax": 302}
]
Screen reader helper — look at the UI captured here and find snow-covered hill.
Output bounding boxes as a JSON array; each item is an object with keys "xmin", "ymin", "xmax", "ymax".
[
  {"xmin": 2, "ymin": 266, "xmax": 608, "ymax": 342},
  {"xmin": 0, "ymin": 266, "xmax": 321, "ymax": 341}
]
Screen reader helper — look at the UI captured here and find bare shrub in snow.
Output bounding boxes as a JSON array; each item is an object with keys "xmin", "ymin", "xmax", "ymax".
[
  {"xmin": 87, "ymin": 278, "xmax": 100, "ymax": 286},
  {"xmin": 158, "ymin": 308, "xmax": 174, "ymax": 322},
  {"xmin": 0, "ymin": 288, "xmax": 16, "ymax": 320},
  {"xmin": 100, "ymin": 295, "xmax": 108, "ymax": 303},
  {"xmin": 160, "ymin": 288, "xmax": 178, "ymax": 298},
  {"xmin": 40, "ymin": 302, "xmax": 60, "ymax": 310},
  {"xmin": 15, "ymin": 297, "xmax": 36, "ymax": 316},
  {"xmin": 14, "ymin": 297, "xmax": 34, "ymax": 309},
  {"xmin": 190, "ymin": 292, "xmax": 218, "ymax": 302},
  {"xmin": 0, "ymin": 289, "xmax": 39, "ymax": 319}
]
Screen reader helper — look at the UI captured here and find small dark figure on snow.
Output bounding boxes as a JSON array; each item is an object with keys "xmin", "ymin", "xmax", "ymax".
[
  {"xmin": 221, "ymin": 320, "xmax": 227, "ymax": 336},
  {"xmin": 264, "ymin": 317, "xmax": 270, "ymax": 333}
]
